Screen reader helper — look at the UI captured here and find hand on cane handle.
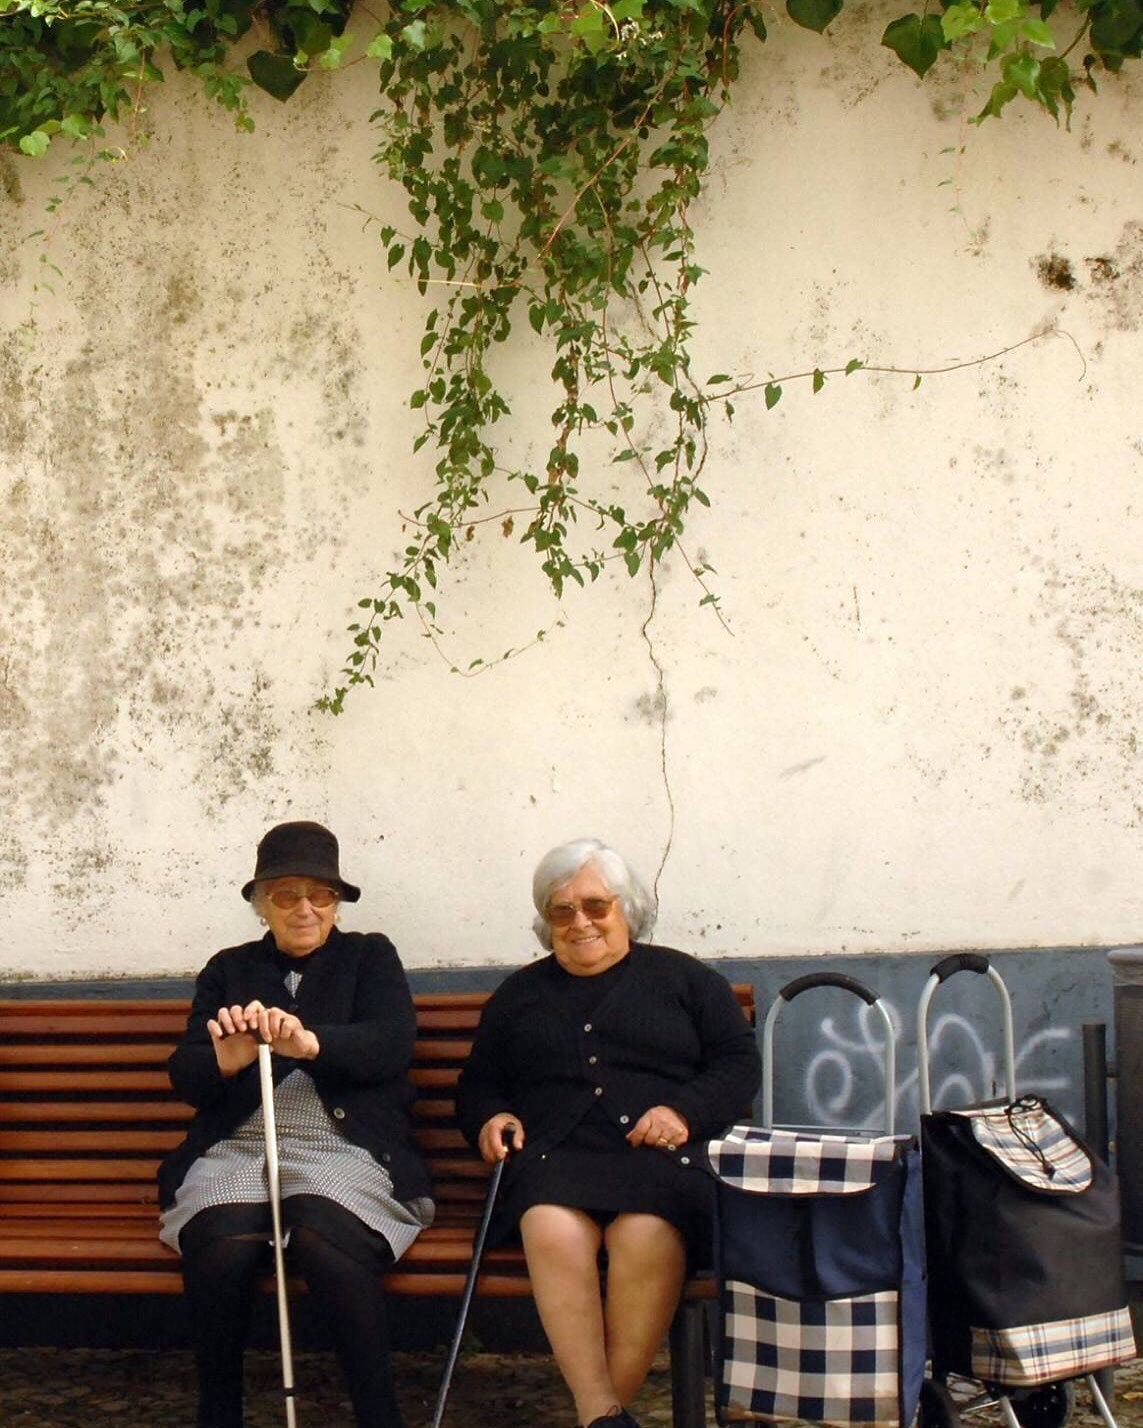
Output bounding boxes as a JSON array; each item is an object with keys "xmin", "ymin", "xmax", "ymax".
[{"xmin": 209, "ymin": 1000, "xmax": 319, "ymax": 1076}]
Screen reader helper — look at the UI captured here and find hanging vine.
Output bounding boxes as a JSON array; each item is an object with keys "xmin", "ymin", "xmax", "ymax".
[{"xmin": 2, "ymin": 0, "xmax": 1138, "ymax": 708}]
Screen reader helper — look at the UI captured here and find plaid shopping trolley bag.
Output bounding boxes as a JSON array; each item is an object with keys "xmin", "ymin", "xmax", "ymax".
[
  {"xmin": 706, "ymin": 974, "xmax": 926, "ymax": 1428},
  {"xmin": 918, "ymin": 954, "xmax": 1135, "ymax": 1428}
]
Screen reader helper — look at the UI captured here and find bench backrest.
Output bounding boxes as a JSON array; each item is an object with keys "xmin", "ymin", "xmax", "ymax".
[{"xmin": 0, "ymin": 987, "xmax": 756, "ymax": 1228}]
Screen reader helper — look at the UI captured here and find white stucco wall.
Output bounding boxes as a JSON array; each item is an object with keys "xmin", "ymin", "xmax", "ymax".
[{"xmin": 1, "ymin": 6, "xmax": 1140, "ymax": 979}]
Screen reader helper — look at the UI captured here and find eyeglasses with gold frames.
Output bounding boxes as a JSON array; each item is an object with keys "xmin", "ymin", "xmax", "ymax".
[
  {"xmin": 264, "ymin": 887, "xmax": 339, "ymax": 911},
  {"xmin": 545, "ymin": 896, "xmax": 617, "ymax": 927}
]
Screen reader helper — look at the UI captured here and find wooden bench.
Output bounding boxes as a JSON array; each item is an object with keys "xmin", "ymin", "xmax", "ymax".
[{"xmin": 0, "ymin": 986, "xmax": 755, "ymax": 1428}]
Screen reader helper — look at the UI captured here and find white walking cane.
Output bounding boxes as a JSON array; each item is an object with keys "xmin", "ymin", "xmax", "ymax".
[{"xmin": 258, "ymin": 1042, "xmax": 298, "ymax": 1428}]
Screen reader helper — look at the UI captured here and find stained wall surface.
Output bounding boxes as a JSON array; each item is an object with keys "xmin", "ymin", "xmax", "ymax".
[{"xmin": 0, "ymin": 6, "xmax": 1140, "ymax": 979}]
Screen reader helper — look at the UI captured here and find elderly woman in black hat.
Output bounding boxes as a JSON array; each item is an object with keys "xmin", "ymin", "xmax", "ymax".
[{"xmin": 159, "ymin": 821, "xmax": 432, "ymax": 1428}]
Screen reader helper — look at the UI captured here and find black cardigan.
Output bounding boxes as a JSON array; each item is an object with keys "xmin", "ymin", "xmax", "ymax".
[
  {"xmin": 455, "ymin": 942, "xmax": 761, "ymax": 1161},
  {"xmin": 158, "ymin": 928, "xmax": 431, "ymax": 1209}
]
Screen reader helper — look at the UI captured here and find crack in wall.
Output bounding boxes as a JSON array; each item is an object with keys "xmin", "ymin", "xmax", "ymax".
[{"xmin": 640, "ymin": 568, "xmax": 676, "ymax": 919}]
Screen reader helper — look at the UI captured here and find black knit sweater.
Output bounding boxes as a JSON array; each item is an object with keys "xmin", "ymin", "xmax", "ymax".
[{"xmin": 456, "ymin": 942, "xmax": 761, "ymax": 1160}]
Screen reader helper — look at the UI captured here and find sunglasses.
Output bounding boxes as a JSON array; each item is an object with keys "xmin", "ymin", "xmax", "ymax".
[
  {"xmin": 264, "ymin": 887, "xmax": 339, "ymax": 910},
  {"xmin": 545, "ymin": 896, "xmax": 617, "ymax": 927}
]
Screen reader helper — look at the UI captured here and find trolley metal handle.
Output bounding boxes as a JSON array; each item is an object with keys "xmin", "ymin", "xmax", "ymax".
[
  {"xmin": 763, "ymin": 973, "xmax": 896, "ymax": 1134},
  {"xmin": 776, "ymin": 972, "xmax": 881, "ymax": 1006},
  {"xmin": 930, "ymin": 952, "xmax": 991, "ymax": 983},
  {"xmin": 917, "ymin": 953, "xmax": 1016, "ymax": 1115}
]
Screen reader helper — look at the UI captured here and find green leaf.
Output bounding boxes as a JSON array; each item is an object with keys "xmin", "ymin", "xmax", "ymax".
[
  {"xmin": 845, "ymin": 358, "xmax": 865, "ymax": 374},
  {"xmin": 246, "ymin": 50, "xmax": 307, "ymax": 100},
  {"xmin": 984, "ymin": 0, "xmax": 1022, "ymax": 24},
  {"xmin": 570, "ymin": 5, "xmax": 606, "ymax": 35},
  {"xmin": 882, "ymin": 12, "xmax": 947, "ymax": 76},
  {"xmin": 18, "ymin": 130, "xmax": 51, "ymax": 156},
  {"xmin": 787, "ymin": 0, "xmax": 843, "ymax": 31},
  {"xmin": 812, "ymin": 368, "xmax": 826, "ymax": 392},
  {"xmin": 764, "ymin": 382, "xmax": 782, "ymax": 409},
  {"xmin": 986, "ymin": 16, "xmax": 1021, "ymax": 52},
  {"xmin": 365, "ymin": 32, "xmax": 393, "ymax": 59},
  {"xmin": 1021, "ymin": 16, "xmax": 1056, "ymax": 46},
  {"xmin": 1036, "ymin": 54, "xmax": 1076, "ymax": 120},
  {"xmin": 287, "ymin": 9, "xmax": 333, "ymax": 56},
  {"xmin": 1090, "ymin": 0, "xmax": 1143, "ymax": 61},
  {"xmin": 941, "ymin": 2, "xmax": 985, "ymax": 41},
  {"xmin": 319, "ymin": 33, "xmax": 353, "ymax": 68},
  {"xmin": 1002, "ymin": 50, "xmax": 1041, "ymax": 97}
]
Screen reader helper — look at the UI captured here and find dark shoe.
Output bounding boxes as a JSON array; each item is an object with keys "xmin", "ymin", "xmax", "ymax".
[{"xmin": 584, "ymin": 1411, "xmax": 640, "ymax": 1428}]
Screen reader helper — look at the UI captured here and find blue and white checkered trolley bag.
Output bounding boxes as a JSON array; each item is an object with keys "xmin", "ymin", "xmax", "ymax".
[{"xmin": 705, "ymin": 974, "xmax": 925, "ymax": 1428}]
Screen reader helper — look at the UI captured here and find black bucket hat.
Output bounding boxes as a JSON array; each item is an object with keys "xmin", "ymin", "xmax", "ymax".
[{"xmin": 241, "ymin": 821, "xmax": 362, "ymax": 902}]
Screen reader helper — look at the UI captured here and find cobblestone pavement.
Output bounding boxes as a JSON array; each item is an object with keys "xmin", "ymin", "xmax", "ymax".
[
  {"xmin": 0, "ymin": 1348, "xmax": 1141, "ymax": 1428},
  {"xmin": 0, "ymin": 1347, "xmax": 652, "ymax": 1427}
]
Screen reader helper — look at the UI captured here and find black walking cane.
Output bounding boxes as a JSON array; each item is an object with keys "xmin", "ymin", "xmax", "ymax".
[{"xmin": 430, "ymin": 1128, "xmax": 515, "ymax": 1428}]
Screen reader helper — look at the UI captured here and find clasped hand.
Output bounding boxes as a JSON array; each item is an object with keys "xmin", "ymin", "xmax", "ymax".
[
  {"xmin": 626, "ymin": 1105, "xmax": 689, "ymax": 1151},
  {"xmin": 208, "ymin": 1000, "xmax": 320, "ymax": 1077}
]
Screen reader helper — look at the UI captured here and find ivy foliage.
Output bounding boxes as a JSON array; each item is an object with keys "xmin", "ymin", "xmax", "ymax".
[
  {"xmin": 1, "ymin": 0, "xmax": 1137, "ymax": 705},
  {"xmin": 3, "ymin": 0, "xmax": 1138, "ymax": 159},
  {"xmin": 882, "ymin": 0, "xmax": 1142, "ymax": 119}
]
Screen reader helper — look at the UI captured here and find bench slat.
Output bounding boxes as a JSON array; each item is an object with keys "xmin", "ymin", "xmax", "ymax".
[
  {"xmin": 4, "ymin": 1043, "xmax": 178, "ymax": 1067},
  {"xmin": 0, "ymin": 1158, "xmax": 163, "ymax": 1182},
  {"xmin": 0, "ymin": 1184, "xmax": 161, "ymax": 1204},
  {"xmin": 1, "ymin": 1130, "xmax": 182, "ymax": 1152},
  {"xmin": 0, "ymin": 1101, "xmax": 192, "ymax": 1124},
  {"xmin": 0, "ymin": 1070, "xmax": 175, "ymax": 1092}
]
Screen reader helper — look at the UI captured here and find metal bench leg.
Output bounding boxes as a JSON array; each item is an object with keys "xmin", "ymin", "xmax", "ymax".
[{"xmin": 669, "ymin": 1298, "xmax": 707, "ymax": 1428}]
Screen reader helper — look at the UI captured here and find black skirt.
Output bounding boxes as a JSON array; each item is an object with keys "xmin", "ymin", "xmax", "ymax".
[{"xmin": 493, "ymin": 1114, "xmax": 715, "ymax": 1265}]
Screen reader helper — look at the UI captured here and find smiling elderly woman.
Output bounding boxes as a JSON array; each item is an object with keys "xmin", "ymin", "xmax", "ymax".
[
  {"xmin": 456, "ymin": 838, "xmax": 761, "ymax": 1428},
  {"xmin": 158, "ymin": 821, "xmax": 433, "ymax": 1428}
]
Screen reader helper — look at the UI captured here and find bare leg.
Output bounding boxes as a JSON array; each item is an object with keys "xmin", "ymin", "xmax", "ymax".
[
  {"xmin": 602, "ymin": 1213, "xmax": 687, "ymax": 1405},
  {"xmin": 520, "ymin": 1204, "xmax": 620, "ymax": 1425}
]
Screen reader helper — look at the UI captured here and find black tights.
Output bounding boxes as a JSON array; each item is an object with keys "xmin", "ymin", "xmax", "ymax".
[{"xmin": 181, "ymin": 1208, "xmax": 403, "ymax": 1428}]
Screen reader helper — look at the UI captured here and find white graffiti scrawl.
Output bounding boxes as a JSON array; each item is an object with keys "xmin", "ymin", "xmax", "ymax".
[{"xmin": 798, "ymin": 999, "xmax": 1072, "ymax": 1131}]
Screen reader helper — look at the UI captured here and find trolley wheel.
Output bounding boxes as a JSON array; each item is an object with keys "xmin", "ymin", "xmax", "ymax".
[
  {"xmin": 919, "ymin": 1379, "xmax": 962, "ymax": 1428},
  {"xmin": 1007, "ymin": 1380, "xmax": 1076, "ymax": 1428}
]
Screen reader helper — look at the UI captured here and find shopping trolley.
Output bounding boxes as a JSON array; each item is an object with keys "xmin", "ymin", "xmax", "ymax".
[
  {"xmin": 918, "ymin": 953, "xmax": 1136, "ymax": 1428},
  {"xmin": 706, "ymin": 973, "xmax": 926, "ymax": 1427}
]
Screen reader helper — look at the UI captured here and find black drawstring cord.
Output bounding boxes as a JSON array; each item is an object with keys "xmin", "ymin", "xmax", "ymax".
[{"xmin": 1006, "ymin": 1095, "xmax": 1056, "ymax": 1178}]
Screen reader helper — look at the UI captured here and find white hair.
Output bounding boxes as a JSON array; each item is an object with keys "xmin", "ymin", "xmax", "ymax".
[{"xmin": 531, "ymin": 838, "xmax": 655, "ymax": 949}]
